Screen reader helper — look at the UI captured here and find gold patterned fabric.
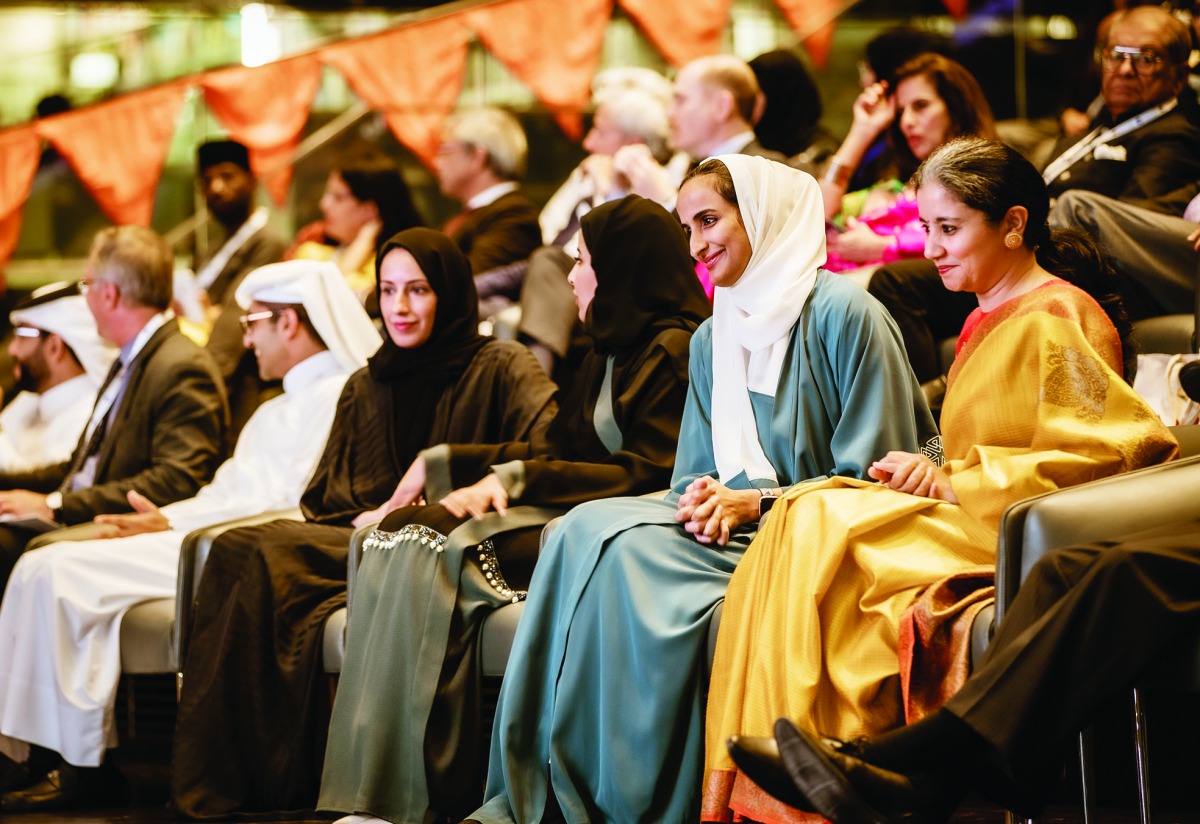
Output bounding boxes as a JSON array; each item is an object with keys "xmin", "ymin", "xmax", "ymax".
[{"xmin": 701, "ymin": 282, "xmax": 1178, "ymax": 823}]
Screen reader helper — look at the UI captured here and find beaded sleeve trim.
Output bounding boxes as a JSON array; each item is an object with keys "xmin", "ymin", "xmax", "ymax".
[{"xmin": 364, "ymin": 526, "xmax": 526, "ymax": 604}]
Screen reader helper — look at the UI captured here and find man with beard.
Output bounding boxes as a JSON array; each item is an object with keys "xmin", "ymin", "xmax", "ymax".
[
  {"xmin": 192, "ymin": 139, "xmax": 287, "ymax": 435},
  {"xmin": 0, "ymin": 284, "xmax": 116, "ymax": 473}
]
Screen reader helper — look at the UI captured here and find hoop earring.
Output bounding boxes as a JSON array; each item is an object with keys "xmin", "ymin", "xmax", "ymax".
[{"xmin": 1004, "ymin": 231, "xmax": 1023, "ymax": 250}]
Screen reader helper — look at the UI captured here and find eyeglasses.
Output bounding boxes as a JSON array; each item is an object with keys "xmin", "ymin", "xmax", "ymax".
[
  {"xmin": 1097, "ymin": 46, "xmax": 1165, "ymax": 76},
  {"xmin": 13, "ymin": 326, "xmax": 44, "ymax": 339},
  {"xmin": 238, "ymin": 308, "xmax": 285, "ymax": 333},
  {"xmin": 77, "ymin": 277, "xmax": 107, "ymax": 295}
]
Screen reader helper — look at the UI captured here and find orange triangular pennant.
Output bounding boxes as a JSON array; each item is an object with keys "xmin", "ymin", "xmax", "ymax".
[
  {"xmin": 201, "ymin": 55, "xmax": 322, "ymax": 205},
  {"xmin": 466, "ymin": 0, "xmax": 612, "ymax": 138},
  {"xmin": 0, "ymin": 126, "xmax": 41, "ymax": 275},
  {"xmin": 320, "ymin": 15, "xmax": 470, "ymax": 169},
  {"xmin": 36, "ymin": 81, "xmax": 188, "ymax": 226},
  {"xmin": 618, "ymin": 0, "xmax": 732, "ymax": 67}
]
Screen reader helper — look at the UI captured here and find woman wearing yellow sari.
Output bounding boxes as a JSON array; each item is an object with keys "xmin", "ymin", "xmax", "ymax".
[{"xmin": 701, "ymin": 137, "xmax": 1179, "ymax": 824}]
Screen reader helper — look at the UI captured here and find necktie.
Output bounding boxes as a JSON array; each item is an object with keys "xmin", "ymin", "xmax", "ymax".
[{"xmin": 57, "ymin": 357, "xmax": 125, "ymax": 495}]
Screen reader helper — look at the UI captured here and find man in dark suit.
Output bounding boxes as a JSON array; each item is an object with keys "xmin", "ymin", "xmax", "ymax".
[
  {"xmin": 613, "ymin": 54, "xmax": 790, "ymax": 211},
  {"xmin": 435, "ymin": 106, "xmax": 541, "ymax": 294},
  {"xmin": 193, "ymin": 139, "xmax": 287, "ymax": 437},
  {"xmin": 0, "ymin": 225, "xmax": 229, "ymax": 591}
]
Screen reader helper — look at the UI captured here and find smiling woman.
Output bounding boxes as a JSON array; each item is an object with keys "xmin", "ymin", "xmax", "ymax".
[{"xmin": 467, "ymin": 155, "xmax": 935, "ymax": 824}]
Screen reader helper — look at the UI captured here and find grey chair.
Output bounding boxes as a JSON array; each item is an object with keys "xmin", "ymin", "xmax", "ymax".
[
  {"xmin": 121, "ymin": 509, "xmax": 302, "ymax": 694},
  {"xmin": 972, "ymin": 442, "xmax": 1200, "ymax": 824}
]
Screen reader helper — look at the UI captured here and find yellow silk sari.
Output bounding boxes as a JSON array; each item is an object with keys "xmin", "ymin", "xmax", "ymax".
[{"xmin": 701, "ymin": 282, "xmax": 1178, "ymax": 823}]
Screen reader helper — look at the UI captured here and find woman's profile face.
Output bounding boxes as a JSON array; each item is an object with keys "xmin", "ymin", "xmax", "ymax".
[
  {"xmin": 378, "ymin": 247, "xmax": 439, "ymax": 348},
  {"xmin": 918, "ymin": 181, "xmax": 1007, "ymax": 295},
  {"xmin": 567, "ymin": 231, "xmax": 599, "ymax": 323},
  {"xmin": 677, "ymin": 178, "xmax": 752, "ymax": 288},
  {"xmin": 319, "ymin": 172, "xmax": 378, "ymax": 244},
  {"xmin": 896, "ymin": 74, "xmax": 952, "ymax": 162}
]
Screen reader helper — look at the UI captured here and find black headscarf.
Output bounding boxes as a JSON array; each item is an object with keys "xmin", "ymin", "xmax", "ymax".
[
  {"xmin": 749, "ymin": 49, "xmax": 824, "ymax": 158},
  {"xmin": 358, "ymin": 227, "xmax": 491, "ymax": 478},
  {"xmin": 580, "ymin": 195, "xmax": 711, "ymax": 356},
  {"xmin": 367, "ymin": 227, "xmax": 488, "ymax": 382}
]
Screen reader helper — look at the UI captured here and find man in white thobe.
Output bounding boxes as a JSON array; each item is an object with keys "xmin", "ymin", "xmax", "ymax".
[
  {"xmin": 0, "ymin": 285, "xmax": 117, "ymax": 474},
  {"xmin": 0, "ymin": 260, "xmax": 381, "ymax": 812}
]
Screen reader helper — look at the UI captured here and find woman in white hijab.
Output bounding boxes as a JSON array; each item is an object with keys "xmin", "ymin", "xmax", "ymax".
[{"xmin": 467, "ymin": 155, "xmax": 935, "ymax": 824}]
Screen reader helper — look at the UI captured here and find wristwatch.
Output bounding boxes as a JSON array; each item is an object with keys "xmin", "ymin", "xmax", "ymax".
[
  {"xmin": 45, "ymin": 491, "xmax": 63, "ymax": 520},
  {"xmin": 758, "ymin": 493, "xmax": 779, "ymax": 519}
]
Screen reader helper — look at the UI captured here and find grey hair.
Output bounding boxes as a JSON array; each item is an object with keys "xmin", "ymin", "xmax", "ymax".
[
  {"xmin": 593, "ymin": 87, "xmax": 671, "ymax": 163},
  {"xmin": 443, "ymin": 107, "xmax": 528, "ymax": 181},
  {"xmin": 88, "ymin": 225, "xmax": 173, "ymax": 311}
]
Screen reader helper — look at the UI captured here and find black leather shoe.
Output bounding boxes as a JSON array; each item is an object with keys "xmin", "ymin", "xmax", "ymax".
[
  {"xmin": 1, "ymin": 764, "xmax": 86, "ymax": 812},
  {"xmin": 774, "ymin": 719, "xmax": 940, "ymax": 824},
  {"xmin": 0, "ymin": 761, "xmax": 128, "ymax": 812},
  {"xmin": 726, "ymin": 734, "xmax": 812, "ymax": 810}
]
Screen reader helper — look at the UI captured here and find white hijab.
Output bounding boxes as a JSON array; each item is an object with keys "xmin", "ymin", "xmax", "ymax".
[
  {"xmin": 235, "ymin": 260, "xmax": 382, "ymax": 373},
  {"xmin": 705, "ymin": 154, "xmax": 826, "ymax": 483}
]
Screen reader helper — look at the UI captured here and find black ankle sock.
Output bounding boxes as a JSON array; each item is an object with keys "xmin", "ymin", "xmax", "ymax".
[{"xmin": 858, "ymin": 709, "xmax": 986, "ymax": 772}]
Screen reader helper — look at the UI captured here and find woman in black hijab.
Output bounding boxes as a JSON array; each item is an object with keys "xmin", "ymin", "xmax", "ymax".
[
  {"xmin": 318, "ymin": 196, "xmax": 711, "ymax": 824},
  {"xmin": 171, "ymin": 229, "xmax": 557, "ymax": 820}
]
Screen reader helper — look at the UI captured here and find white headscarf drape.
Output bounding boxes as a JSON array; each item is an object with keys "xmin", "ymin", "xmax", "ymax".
[
  {"xmin": 706, "ymin": 154, "xmax": 826, "ymax": 483},
  {"xmin": 235, "ymin": 260, "xmax": 382, "ymax": 373}
]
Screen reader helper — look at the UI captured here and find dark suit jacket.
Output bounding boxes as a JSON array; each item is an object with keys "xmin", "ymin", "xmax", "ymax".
[
  {"xmin": 1044, "ymin": 99, "xmax": 1200, "ymax": 216},
  {"xmin": 449, "ymin": 190, "xmax": 542, "ymax": 276},
  {"xmin": 0, "ymin": 319, "xmax": 230, "ymax": 524}
]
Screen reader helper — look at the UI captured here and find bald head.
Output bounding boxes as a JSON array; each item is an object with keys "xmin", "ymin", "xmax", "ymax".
[{"xmin": 669, "ymin": 55, "xmax": 762, "ymax": 158}]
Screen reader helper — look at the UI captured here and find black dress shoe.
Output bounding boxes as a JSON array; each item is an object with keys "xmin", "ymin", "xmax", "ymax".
[
  {"xmin": 774, "ymin": 719, "xmax": 941, "ymax": 824},
  {"xmin": 1, "ymin": 764, "xmax": 86, "ymax": 812},
  {"xmin": 0, "ymin": 761, "xmax": 128, "ymax": 812},
  {"xmin": 726, "ymin": 734, "xmax": 812, "ymax": 810}
]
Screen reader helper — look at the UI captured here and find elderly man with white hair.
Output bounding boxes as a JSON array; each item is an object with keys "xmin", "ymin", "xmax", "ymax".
[
  {"xmin": 0, "ymin": 259, "xmax": 380, "ymax": 813},
  {"xmin": 0, "ymin": 284, "xmax": 117, "ymax": 473}
]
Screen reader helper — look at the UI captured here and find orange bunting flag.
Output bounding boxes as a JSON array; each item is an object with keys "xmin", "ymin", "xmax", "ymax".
[
  {"xmin": 618, "ymin": 0, "xmax": 733, "ymax": 66},
  {"xmin": 0, "ymin": 126, "xmax": 41, "ymax": 275},
  {"xmin": 36, "ymin": 81, "xmax": 188, "ymax": 226},
  {"xmin": 771, "ymin": 0, "xmax": 841, "ymax": 68},
  {"xmin": 320, "ymin": 15, "xmax": 470, "ymax": 169},
  {"xmin": 201, "ymin": 55, "xmax": 322, "ymax": 205},
  {"xmin": 466, "ymin": 0, "xmax": 613, "ymax": 138}
]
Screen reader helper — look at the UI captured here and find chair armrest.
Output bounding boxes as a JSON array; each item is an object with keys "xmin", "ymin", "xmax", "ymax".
[
  {"xmin": 995, "ymin": 455, "xmax": 1200, "ymax": 624},
  {"xmin": 175, "ymin": 508, "xmax": 302, "ymax": 668},
  {"xmin": 25, "ymin": 521, "xmax": 109, "ymax": 551}
]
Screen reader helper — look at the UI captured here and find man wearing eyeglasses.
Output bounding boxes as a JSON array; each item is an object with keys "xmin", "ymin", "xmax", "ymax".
[
  {"xmin": 0, "ymin": 260, "xmax": 380, "ymax": 812},
  {"xmin": 0, "ymin": 226, "xmax": 229, "ymax": 594},
  {"xmin": 1041, "ymin": 6, "xmax": 1200, "ymax": 214}
]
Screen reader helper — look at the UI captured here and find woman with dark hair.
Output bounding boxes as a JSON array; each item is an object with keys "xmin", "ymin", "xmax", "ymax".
[
  {"xmin": 317, "ymin": 196, "xmax": 711, "ymax": 824},
  {"xmin": 748, "ymin": 49, "xmax": 837, "ymax": 166},
  {"xmin": 292, "ymin": 156, "xmax": 425, "ymax": 301},
  {"xmin": 171, "ymin": 229, "xmax": 556, "ymax": 819},
  {"xmin": 467, "ymin": 155, "xmax": 935, "ymax": 824},
  {"xmin": 821, "ymin": 54, "xmax": 996, "ymax": 276},
  {"xmin": 702, "ymin": 138, "xmax": 1178, "ymax": 824}
]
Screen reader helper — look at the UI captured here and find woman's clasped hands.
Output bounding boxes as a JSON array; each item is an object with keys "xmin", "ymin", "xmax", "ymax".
[
  {"xmin": 675, "ymin": 476, "xmax": 761, "ymax": 546},
  {"xmin": 868, "ymin": 450, "xmax": 958, "ymax": 503}
]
